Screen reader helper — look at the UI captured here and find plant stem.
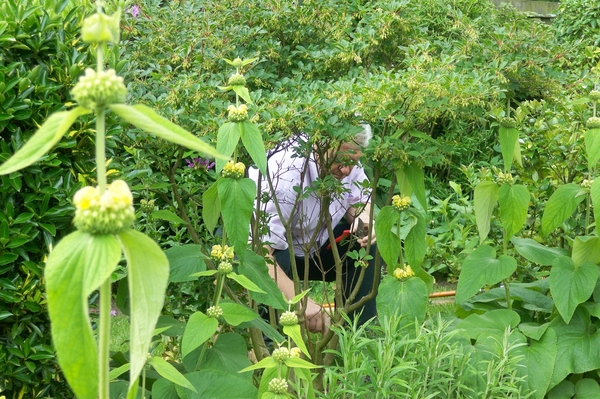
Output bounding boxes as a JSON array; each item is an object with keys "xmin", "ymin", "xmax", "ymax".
[
  {"xmin": 502, "ymin": 231, "xmax": 512, "ymax": 310},
  {"xmin": 98, "ymin": 278, "xmax": 111, "ymax": 399},
  {"xmin": 586, "ymin": 193, "xmax": 591, "ymax": 235},
  {"xmin": 394, "ymin": 214, "xmax": 403, "ymax": 275},
  {"xmin": 96, "ymin": 108, "xmax": 107, "ymax": 192},
  {"xmin": 213, "ymin": 273, "xmax": 224, "ymax": 306}
]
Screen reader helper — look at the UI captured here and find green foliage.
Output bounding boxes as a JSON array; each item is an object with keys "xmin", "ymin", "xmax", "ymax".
[{"xmin": 553, "ymin": 0, "xmax": 600, "ymax": 69}]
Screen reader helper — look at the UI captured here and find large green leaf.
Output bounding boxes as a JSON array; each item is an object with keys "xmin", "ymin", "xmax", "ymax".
[
  {"xmin": 226, "ymin": 272, "xmax": 265, "ymax": 293},
  {"xmin": 45, "ymin": 231, "xmax": 121, "ymax": 399},
  {"xmin": 376, "ymin": 276, "xmax": 428, "ymax": 326},
  {"xmin": 455, "ymin": 245, "xmax": 517, "ymax": 304},
  {"xmin": 395, "ymin": 162, "xmax": 427, "ymax": 211},
  {"xmin": 511, "ymin": 237, "xmax": 569, "ymax": 266},
  {"xmin": 215, "ymin": 122, "xmax": 241, "ymax": 173},
  {"xmin": 514, "ymin": 328, "xmax": 557, "ymax": 399},
  {"xmin": 165, "ymin": 244, "xmax": 207, "ymax": 283},
  {"xmin": 149, "ymin": 357, "xmax": 197, "ymax": 393},
  {"xmin": 218, "ymin": 177, "xmax": 255, "ymax": 257},
  {"xmin": 404, "ymin": 208, "xmax": 426, "ymax": 269},
  {"xmin": 454, "ymin": 309, "xmax": 521, "ymax": 341},
  {"xmin": 196, "ymin": 333, "xmax": 253, "ymax": 380},
  {"xmin": 549, "ymin": 256, "xmax": 598, "ymax": 324},
  {"xmin": 109, "ymin": 104, "xmax": 224, "ymax": 159},
  {"xmin": 240, "ymin": 121, "xmax": 267, "ymax": 175},
  {"xmin": 499, "ymin": 126, "xmax": 520, "ymax": 172},
  {"xmin": 541, "ymin": 183, "xmax": 585, "ymax": 236},
  {"xmin": 118, "ymin": 229, "xmax": 169, "ymax": 392},
  {"xmin": 177, "ymin": 369, "xmax": 257, "ymax": 399},
  {"xmin": 181, "ymin": 311, "xmax": 219, "ymax": 359},
  {"xmin": 474, "ymin": 180, "xmax": 499, "ymax": 243},
  {"xmin": 202, "ymin": 180, "xmax": 221, "ymax": 234},
  {"xmin": 374, "ymin": 205, "xmax": 400, "ymax": 269},
  {"xmin": 220, "ymin": 301, "xmax": 258, "ymax": 326},
  {"xmin": 498, "ymin": 183, "xmax": 529, "ymax": 240},
  {"xmin": 0, "ymin": 107, "xmax": 89, "ymax": 175},
  {"xmin": 572, "ymin": 236, "xmax": 600, "ymax": 266},
  {"xmin": 584, "ymin": 128, "xmax": 600, "ymax": 170},
  {"xmin": 238, "ymin": 249, "xmax": 287, "ymax": 310}
]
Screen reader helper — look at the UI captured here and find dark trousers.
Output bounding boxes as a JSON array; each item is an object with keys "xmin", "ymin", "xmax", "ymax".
[{"xmin": 272, "ymin": 223, "xmax": 378, "ymax": 325}]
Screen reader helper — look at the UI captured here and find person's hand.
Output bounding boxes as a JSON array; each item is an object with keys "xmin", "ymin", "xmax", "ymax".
[
  {"xmin": 351, "ymin": 218, "xmax": 376, "ymax": 248},
  {"xmin": 304, "ymin": 298, "xmax": 330, "ymax": 334}
]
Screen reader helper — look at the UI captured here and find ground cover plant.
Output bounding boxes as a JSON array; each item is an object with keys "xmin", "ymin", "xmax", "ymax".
[{"xmin": 2, "ymin": 0, "xmax": 600, "ymax": 398}]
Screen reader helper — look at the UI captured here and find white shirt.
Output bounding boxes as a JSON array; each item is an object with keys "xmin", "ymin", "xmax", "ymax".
[{"xmin": 249, "ymin": 142, "xmax": 370, "ymax": 255}]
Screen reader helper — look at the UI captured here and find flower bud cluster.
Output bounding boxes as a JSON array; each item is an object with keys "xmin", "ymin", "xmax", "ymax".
[
  {"xmin": 81, "ymin": 12, "xmax": 120, "ymax": 44},
  {"xmin": 73, "ymin": 180, "xmax": 135, "ymax": 235},
  {"xmin": 499, "ymin": 117, "xmax": 516, "ymax": 129},
  {"xmin": 217, "ymin": 261, "xmax": 233, "ymax": 275},
  {"xmin": 210, "ymin": 244, "xmax": 235, "ymax": 263},
  {"xmin": 393, "ymin": 264, "xmax": 415, "ymax": 280},
  {"xmin": 279, "ymin": 311, "xmax": 298, "ymax": 326},
  {"xmin": 582, "ymin": 179, "xmax": 594, "ymax": 189},
  {"xmin": 272, "ymin": 347, "xmax": 291, "ymax": 363},
  {"xmin": 140, "ymin": 199, "xmax": 155, "ymax": 213},
  {"xmin": 222, "ymin": 160, "xmax": 246, "ymax": 179},
  {"xmin": 268, "ymin": 378, "xmax": 289, "ymax": 394},
  {"xmin": 71, "ymin": 68, "xmax": 127, "ymax": 110},
  {"xmin": 391, "ymin": 195, "xmax": 411, "ymax": 212},
  {"xmin": 227, "ymin": 104, "xmax": 248, "ymax": 122},
  {"xmin": 228, "ymin": 73, "xmax": 246, "ymax": 87},
  {"xmin": 587, "ymin": 117, "xmax": 600, "ymax": 129},
  {"xmin": 206, "ymin": 305, "xmax": 223, "ymax": 319},
  {"xmin": 589, "ymin": 90, "xmax": 600, "ymax": 102},
  {"xmin": 290, "ymin": 347, "xmax": 302, "ymax": 358},
  {"xmin": 495, "ymin": 171, "xmax": 514, "ymax": 185}
]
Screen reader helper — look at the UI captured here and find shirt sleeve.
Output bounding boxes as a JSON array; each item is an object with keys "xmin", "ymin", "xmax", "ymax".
[{"xmin": 345, "ymin": 166, "xmax": 371, "ymax": 205}]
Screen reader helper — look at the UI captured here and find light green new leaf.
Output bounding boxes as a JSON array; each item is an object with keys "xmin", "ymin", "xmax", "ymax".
[
  {"xmin": 150, "ymin": 357, "xmax": 197, "ymax": 393},
  {"xmin": 404, "ymin": 208, "xmax": 426, "ymax": 269},
  {"xmin": 238, "ymin": 356, "xmax": 278, "ymax": 373},
  {"xmin": 474, "ymin": 181, "xmax": 499, "ymax": 243},
  {"xmin": 227, "ymin": 272, "xmax": 266, "ymax": 293},
  {"xmin": 202, "ymin": 180, "xmax": 221, "ymax": 234},
  {"xmin": 511, "ymin": 237, "xmax": 569, "ymax": 266},
  {"xmin": 498, "ymin": 183, "xmax": 529, "ymax": 240},
  {"xmin": 455, "ymin": 309, "xmax": 521, "ymax": 341},
  {"xmin": 572, "ymin": 236, "xmax": 600, "ymax": 266},
  {"xmin": 151, "ymin": 210, "xmax": 185, "ymax": 224},
  {"xmin": 218, "ymin": 177, "xmax": 255, "ymax": 257},
  {"xmin": 232, "ymin": 85, "xmax": 253, "ymax": 104},
  {"xmin": 109, "ymin": 104, "xmax": 224, "ymax": 159},
  {"xmin": 109, "ymin": 363, "xmax": 131, "ymax": 381},
  {"xmin": 215, "ymin": 122, "xmax": 241, "ymax": 173},
  {"xmin": 181, "ymin": 311, "xmax": 219, "ymax": 358},
  {"xmin": 541, "ymin": 183, "xmax": 585, "ymax": 236},
  {"xmin": 45, "ymin": 231, "xmax": 121, "ymax": 399},
  {"xmin": 455, "ymin": 245, "xmax": 517, "ymax": 304},
  {"xmin": 376, "ymin": 276, "xmax": 428, "ymax": 325},
  {"xmin": 118, "ymin": 229, "xmax": 169, "ymax": 391},
  {"xmin": 549, "ymin": 256, "xmax": 598, "ymax": 324},
  {"xmin": 395, "ymin": 163, "xmax": 427, "ymax": 211},
  {"xmin": 284, "ymin": 356, "xmax": 320, "ymax": 369},
  {"xmin": 584, "ymin": 128, "xmax": 600, "ymax": 170},
  {"xmin": 240, "ymin": 121, "xmax": 267, "ymax": 175},
  {"xmin": 283, "ymin": 324, "xmax": 310, "ymax": 358},
  {"xmin": 0, "ymin": 106, "xmax": 89, "ymax": 175},
  {"xmin": 220, "ymin": 301, "xmax": 258, "ymax": 326},
  {"xmin": 499, "ymin": 126, "xmax": 520, "ymax": 172},
  {"xmin": 374, "ymin": 206, "xmax": 401, "ymax": 270},
  {"xmin": 514, "ymin": 328, "xmax": 557, "ymax": 399},
  {"xmin": 238, "ymin": 250, "xmax": 288, "ymax": 310}
]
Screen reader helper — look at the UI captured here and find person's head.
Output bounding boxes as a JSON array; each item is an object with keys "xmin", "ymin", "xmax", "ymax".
[{"xmin": 329, "ymin": 123, "xmax": 372, "ymax": 179}]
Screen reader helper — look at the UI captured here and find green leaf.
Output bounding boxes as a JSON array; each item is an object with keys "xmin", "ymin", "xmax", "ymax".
[
  {"xmin": 238, "ymin": 250, "xmax": 287, "ymax": 310},
  {"xmin": 232, "ymin": 85, "xmax": 253, "ymax": 104},
  {"xmin": 220, "ymin": 301, "xmax": 258, "ymax": 326},
  {"xmin": 197, "ymin": 333, "xmax": 253, "ymax": 379},
  {"xmin": 514, "ymin": 328, "xmax": 557, "ymax": 399},
  {"xmin": 395, "ymin": 163, "xmax": 427, "ymax": 211},
  {"xmin": 541, "ymin": 183, "xmax": 585, "ymax": 236},
  {"xmin": 238, "ymin": 356, "xmax": 278, "ymax": 373},
  {"xmin": 404, "ymin": 208, "xmax": 426, "ymax": 269},
  {"xmin": 498, "ymin": 184, "xmax": 529, "ymax": 240},
  {"xmin": 215, "ymin": 122, "xmax": 241, "ymax": 173},
  {"xmin": 474, "ymin": 181, "xmax": 499, "ymax": 243},
  {"xmin": 455, "ymin": 245, "xmax": 517, "ymax": 304},
  {"xmin": 290, "ymin": 289, "xmax": 311, "ymax": 305},
  {"xmin": 202, "ymin": 180, "xmax": 221, "ymax": 234},
  {"xmin": 151, "ymin": 210, "xmax": 185, "ymax": 224},
  {"xmin": 178, "ymin": 369, "xmax": 257, "ymax": 399},
  {"xmin": 549, "ymin": 256, "xmax": 598, "ymax": 324},
  {"xmin": 376, "ymin": 276, "xmax": 428, "ymax": 326},
  {"xmin": 240, "ymin": 121, "xmax": 267, "ymax": 175},
  {"xmin": 511, "ymin": 237, "xmax": 569, "ymax": 266},
  {"xmin": 149, "ymin": 357, "xmax": 197, "ymax": 393},
  {"xmin": 284, "ymin": 356, "xmax": 320, "ymax": 369},
  {"xmin": 227, "ymin": 272, "xmax": 266, "ymax": 293},
  {"xmin": 109, "ymin": 104, "xmax": 224, "ymax": 159},
  {"xmin": 181, "ymin": 311, "xmax": 219, "ymax": 359},
  {"xmin": 455, "ymin": 309, "xmax": 521, "ymax": 341},
  {"xmin": 118, "ymin": 230, "xmax": 169, "ymax": 391},
  {"xmin": 45, "ymin": 231, "xmax": 121, "ymax": 399},
  {"xmin": 572, "ymin": 236, "xmax": 600, "ymax": 266},
  {"xmin": 0, "ymin": 107, "xmax": 88, "ymax": 175},
  {"xmin": 165, "ymin": 244, "xmax": 207, "ymax": 283},
  {"xmin": 108, "ymin": 363, "xmax": 130, "ymax": 381},
  {"xmin": 575, "ymin": 379, "xmax": 600, "ymax": 398},
  {"xmin": 591, "ymin": 179, "xmax": 600, "ymax": 224},
  {"xmin": 283, "ymin": 324, "xmax": 310, "ymax": 358},
  {"xmin": 374, "ymin": 206, "xmax": 400, "ymax": 269},
  {"xmin": 190, "ymin": 270, "xmax": 217, "ymax": 278},
  {"xmin": 584, "ymin": 128, "xmax": 600, "ymax": 170},
  {"xmin": 499, "ymin": 126, "xmax": 520, "ymax": 172},
  {"xmin": 547, "ymin": 380, "xmax": 575, "ymax": 399},
  {"xmin": 218, "ymin": 177, "xmax": 255, "ymax": 257}
]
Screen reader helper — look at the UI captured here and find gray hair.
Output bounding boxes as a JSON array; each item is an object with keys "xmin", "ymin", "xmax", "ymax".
[{"xmin": 353, "ymin": 123, "xmax": 372, "ymax": 147}]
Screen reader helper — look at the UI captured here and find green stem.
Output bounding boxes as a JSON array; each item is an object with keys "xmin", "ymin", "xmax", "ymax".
[
  {"xmin": 393, "ymin": 212, "xmax": 403, "ymax": 275},
  {"xmin": 586, "ymin": 193, "xmax": 592, "ymax": 235},
  {"xmin": 213, "ymin": 273, "xmax": 224, "ymax": 306},
  {"xmin": 502, "ymin": 231, "xmax": 512, "ymax": 310},
  {"xmin": 98, "ymin": 278, "xmax": 111, "ymax": 399},
  {"xmin": 96, "ymin": 108, "xmax": 107, "ymax": 193}
]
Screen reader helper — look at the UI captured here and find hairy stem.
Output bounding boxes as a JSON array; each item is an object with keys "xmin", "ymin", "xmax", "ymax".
[{"xmin": 98, "ymin": 279, "xmax": 111, "ymax": 399}]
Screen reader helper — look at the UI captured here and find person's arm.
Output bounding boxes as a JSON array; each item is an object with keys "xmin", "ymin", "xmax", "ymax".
[{"xmin": 346, "ymin": 201, "xmax": 376, "ymax": 248}]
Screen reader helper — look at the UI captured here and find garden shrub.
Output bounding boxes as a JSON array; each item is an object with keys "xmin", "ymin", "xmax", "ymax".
[{"xmin": 553, "ymin": 0, "xmax": 600, "ymax": 70}]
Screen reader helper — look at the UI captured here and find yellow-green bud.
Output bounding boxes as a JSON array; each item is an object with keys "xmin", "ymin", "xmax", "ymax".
[
  {"xmin": 495, "ymin": 171, "xmax": 514, "ymax": 185},
  {"xmin": 73, "ymin": 180, "xmax": 135, "ymax": 235},
  {"xmin": 231, "ymin": 58, "xmax": 244, "ymax": 68},
  {"xmin": 217, "ymin": 261, "xmax": 233, "ymax": 275},
  {"xmin": 268, "ymin": 378, "xmax": 288, "ymax": 394},
  {"xmin": 587, "ymin": 117, "xmax": 600, "ymax": 129},
  {"xmin": 290, "ymin": 347, "xmax": 302, "ymax": 358},
  {"xmin": 140, "ymin": 199, "xmax": 155, "ymax": 213},
  {"xmin": 272, "ymin": 347, "xmax": 291, "ymax": 363},
  {"xmin": 227, "ymin": 104, "xmax": 248, "ymax": 122},
  {"xmin": 206, "ymin": 305, "xmax": 223, "ymax": 319},
  {"xmin": 500, "ymin": 117, "xmax": 516, "ymax": 129},
  {"xmin": 393, "ymin": 264, "xmax": 415, "ymax": 280},
  {"xmin": 222, "ymin": 160, "xmax": 245, "ymax": 179},
  {"xmin": 589, "ymin": 90, "xmax": 600, "ymax": 102},
  {"xmin": 71, "ymin": 68, "xmax": 127, "ymax": 110},
  {"xmin": 279, "ymin": 311, "xmax": 298, "ymax": 326},
  {"xmin": 582, "ymin": 179, "xmax": 594, "ymax": 189},
  {"xmin": 81, "ymin": 10, "xmax": 121, "ymax": 44},
  {"xmin": 228, "ymin": 73, "xmax": 246, "ymax": 87},
  {"xmin": 210, "ymin": 244, "xmax": 235, "ymax": 262},
  {"xmin": 391, "ymin": 195, "xmax": 411, "ymax": 212}
]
